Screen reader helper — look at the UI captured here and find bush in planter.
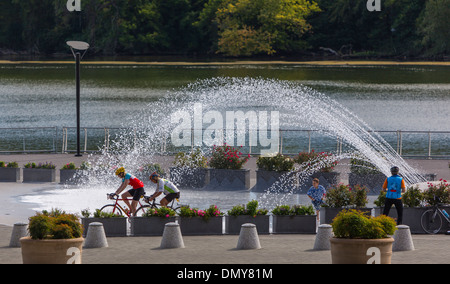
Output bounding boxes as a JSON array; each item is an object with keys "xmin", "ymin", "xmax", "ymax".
[
  {"xmin": 171, "ymin": 148, "xmax": 209, "ymax": 188},
  {"xmin": 24, "ymin": 162, "xmax": 56, "ymax": 169},
  {"xmin": 0, "ymin": 161, "xmax": 19, "ymax": 168},
  {"xmin": 226, "ymin": 200, "xmax": 269, "ymax": 234},
  {"xmin": 294, "ymin": 150, "xmax": 338, "ymax": 173},
  {"xmin": 81, "ymin": 209, "xmax": 126, "ymax": 237},
  {"xmin": 350, "ymin": 158, "xmax": 382, "ymax": 175},
  {"xmin": 28, "ymin": 209, "xmax": 82, "ymax": 240},
  {"xmin": 61, "ymin": 162, "xmax": 77, "ymax": 170},
  {"xmin": 209, "ymin": 143, "xmax": 250, "ymax": 170},
  {"xmin": 228, "ymin": 200, "xmax": 268, "ymax": 217},
  {"xmin": 256, "ymin": 154, "xmax": 294, "ymax": 172},
  {"xmin": 179, "ymin": 205, "xmax": 224, "ymax": 235},
  {"xmin": 143, "ymin": 207, "xmax": 176, "ymax": 218},
  {"xmin": 173, "ymin": 148, "xmax": 208, "ymax": 169},
  {"xmin": 402, "ymin": 185, "xmax": 424, "ymax": 207},
  {"xmin": 423, "ymin": 180, "xmax": 450, "ymax": 206},
  {"xmin": 271, "ymin": 204, "xmax": 315, "ymax": 216}
]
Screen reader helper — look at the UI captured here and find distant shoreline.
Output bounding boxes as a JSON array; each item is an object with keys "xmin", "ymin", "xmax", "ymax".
[{"xmin": 0, "ymin": 60, "xmax": 449, "ymax": 66}]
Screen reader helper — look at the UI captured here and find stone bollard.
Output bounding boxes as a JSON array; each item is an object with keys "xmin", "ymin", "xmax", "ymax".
[
  {"xmin": 84, "ymin": 222, "xmax": 108, "ymax": 248},
  {"xmin": 236, "ymin": 223, "xmax": 261, "ymax": 250},
  {"xmin": 160, "ymin": 222, "xmax": 185, "ymax": 249},
  {"xmin": 9, "ymin": 223, "xmax": 28, "ymax": 247},
  {"xmin": 313, "ymin": 224, "xmax": 333, "ymax": 250},
  {"xmin": 392, "ymin": 225, "xmax": 414, "ymax": 251}
]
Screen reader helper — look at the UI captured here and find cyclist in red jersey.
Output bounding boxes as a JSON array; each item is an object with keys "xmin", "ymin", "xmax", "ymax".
[{"xmin": 111, "ymin": 167, "xmax": 145, "ymax": 216}]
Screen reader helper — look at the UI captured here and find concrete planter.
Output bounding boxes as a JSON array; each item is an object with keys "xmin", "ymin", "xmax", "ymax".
[
  {"xmin": 253, "ymin": 170, "xmax": 297, "ymax": 192},
  {"xmin": 60, "ymin": 169, "xmax": 89, "ymax": 184},
  {"xmin": 0, "ymin": 167, "xmax": 20, "ymax": 182},
  {"xmin": 81, "ymin": 217, "xmax": 127, "ymax": 237},
  {"xmin": 225, "ymin": 215, "xmax": 270, "ymax": 235},
  {"xmin": 20, "ymin": 237, "xmax": 84, "ymax": 264},
  {"xmin": 330, "ymin": 237, "xmax": 394, "ymax": 264},
  {"xmin": 272, "ymin": 215, "xmax": 317, "ymax": 234},
  {"xmin": 130, "ymin": 216, "xmax": 178, "ymax": 236},
  {"xmin": 206, "ymin": 169, "xmax": 250, "ymax": 190},
  {"xmin": 320, "ymin": 207, "xmax": 372, "ymax": 225},
  {"xmin": 348, "ymin": 173, "xmax": 387, "ymax": 195},
  {"xmin": 23, "ymin": 168, "xmax": 56, "ymax": 182},
  {"xmin": 170, "ymin": 167, "xmax": 210, "ymax": 188},
  {"xmin": 179, "ymin": 216, "xmax": 223, "ymax": 235},
  {"xmin": 297, "ymin": 172, "xmax": 340, "ymax": 193}
]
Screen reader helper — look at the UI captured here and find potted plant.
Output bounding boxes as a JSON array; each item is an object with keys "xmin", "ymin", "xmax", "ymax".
[
  {"xmin": 272, "ymin": 204, "xmax": 316, "ymax": 234},
  {"xmin": 295, "ymin": 150, "xmax": 340, "ymax": 193},
  {"xmin": 330, "ymin": 209, "xmax": 397, "ymax": 264},
  {"xmin": 178, "ymin": 205, "xmax": 224, "ymax": 235},
  {"xmin": 81, "ymin": 209, "xmax": 127, "ymax": 237},
  {"xmin": 320, "ymin": 183, "xmax": 371, "ymax": 224},
  {"xmin": 206, "ymin": 143, "xmax": 251, "ymax": 190},
  {"xmin": 136, "ymin": 163, "xmax": 165, "ymax": 186},
  {"xmin": 23, "ymin": 162, "xmax": 56, "ymax": 182},
  {"xmin": 253, "ymin": 153, "xmax": 296, "ymax": 192},
  {"xmin": 60, "ymin": 162, "xmax": 89, "ymax": 184},
  {"xmin": 130, "ymin": 207, "xmax": 177, "ymax": 236},
  {"xmin": 0, "ymin": 161, "xmax": 20, "ymax": 182},
  {"xmin": 225, "ymin": 200, "xmax": 269, "ymax": 234},
  {"xmin": 170, "ymin": 148, "xmax": 210, "ymax": 188},
  {"xmin": 348, "ymin": 157, "xmax": 386, "ymax": 195},
  {"xmin": 20, "ymin": 209, "xmax": 84, "ymax": 264}
]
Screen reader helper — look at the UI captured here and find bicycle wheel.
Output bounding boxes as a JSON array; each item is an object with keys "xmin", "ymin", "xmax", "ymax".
[
  {"xmin": 99, "ymin": 204, "xmax": 124, "ymax": 216},
  {"xmin": 421, "ymin": 209, "xmax": 443, "ymax": 234},
  {"xmin": 135, "ymin": 205, "xmax": 151, "ymax": 217}
]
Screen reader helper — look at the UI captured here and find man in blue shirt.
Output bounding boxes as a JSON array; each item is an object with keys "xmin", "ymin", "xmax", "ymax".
[
  {"xmin": 307, "ymin": 178, "xmax": 326, "ymax": 223},
  {"xmin": 382, "ymin": 166, "xmax": 406, "ymax": 225}
]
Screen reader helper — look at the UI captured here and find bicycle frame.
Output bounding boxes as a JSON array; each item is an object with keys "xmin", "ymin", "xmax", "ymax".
[
  {"xmin": 436, "ymin": 207, "xmax": 450, "ymax": 224},
  {"xmin": 108, "ymin": 195, "xmax": 145, "ymax": 217}
]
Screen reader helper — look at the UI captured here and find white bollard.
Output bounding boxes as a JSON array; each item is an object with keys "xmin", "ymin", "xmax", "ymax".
[
  {"xmin": 160, "ymin": 222, "xmax": 185, "ymax": 249},
  {"xmin": 84, "ymin": 222, "xmax": 108, "ymax": 248},
  {"xmin": 9, "ymin": 223, "xmax": 28, "ymax": 247},
  {"xmin": 236, "ymin": 223, "xmax": 261, "ymax": 250},
  {"xmin": 392, "ymin": 225, "xmax": 415, "ymax": 251},
  {"xmin": 313, "ymin": 224, "xmax": 333, "ymax": 250}
]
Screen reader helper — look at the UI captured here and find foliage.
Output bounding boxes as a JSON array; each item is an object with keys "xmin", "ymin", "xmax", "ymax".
[
  {"xmin": 295, "ymin": 150, "xmax": 338, "ymax": 173},
  {"xmin": 0, "ymin": 161, "xmax": 18, "ymax": 168},
  {"xmin": 374, "ymin": 190, "xmax": 386, "ymax": 207},
  {"xmin": 139, "ymin": 163, "xmax": 165, "ymax": 176},
  {"xmin": 418, "ymin": 0, "xmax": 450, "ymax": 55},
  {"xmin": 61, "ymin": 162, "xmax": 77, "ymax": 170},
  {"xmin": 272, "ymin": 204, "xmax": 314, "ymax": 216},
  {"xmin": 256, "ymin": 153, "xmax": 295, "ymax": 172},
  {"xmin": 179, "ymin": 205, "xmax": 223, "ymax": 220},
  {"xmin": 350, "ymin": 158, "xmax": 382, "ymax": 175},
  {"xmin": 332, "ymin": 209, "xmax": 397, "ymax": 239},
  {"xmin": 402, "ymin": 185, "xmax": 424, "ymax": 207},
  {"xmin": 24, "ymin": 162, "xmax": 56, "ymax": 169},
  {"xmin": 143, "ymin": 206, "xmax": 176, "ymax": 218},
  {"xmin": 173, "ymin": 148, "xmax": 208, "ymax": 168},
  {"xmin": 81, "ymin": 209, "xmax": 124, "ymax": 218},
  {"xmin": 28, "ymin": 209, "xmax": 83, "ymax": 240},
  {"xmin": 323, "ymin": 183, "xmax": 368, "ymax": 208},
  {"xmin": 208, "ymin": 143, "xmax": 249, "ymax": 170},
  {"xmin": 227, "ymin": 200, "xmax": 268, "ymax": 217},
  {"xmin": 422, "ymin": 179, "xmax": 450, "ymax": 206},
  {"xmin": 352, "ymin": 184, "xmax": 369, "ymax": 208}
]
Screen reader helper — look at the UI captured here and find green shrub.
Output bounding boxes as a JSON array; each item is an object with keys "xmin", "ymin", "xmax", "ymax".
[
  {"xmin": 402, "ymin": 185, "xmax": 424, "ymax": 207},
  {"xmin": 271, "ymin": 204, "xmax": 315, "ymax": 216},
  {"xmin": 256, "ymin": 153, "xmax": 294, "ymax": 172},
  {"xmin": 227, "ymin": 200, "xmax": 268, "ymax": 217},
  {"xmin": 143, "ymin": 207, "xmax": 176, "ymax": 218},
  {"xmin": 173, "ymin": 148, "xmax": 208, "ymax": 168},
  {"xmin": 28, "ymin": 209, "xmax": 83, "ymax": 240}
]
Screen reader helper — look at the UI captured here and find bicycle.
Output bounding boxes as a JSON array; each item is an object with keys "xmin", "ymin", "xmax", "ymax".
[
  {"xmin": 139, "ymin": 195, "xmax": 182, "ymax": 214},
  {"xmin": 99, "ymin": 193, "xmax": 150, "ymax": 218},
  {"xmin": 420, "ymin": 202, "xmax": 450, "ymax": 234}
]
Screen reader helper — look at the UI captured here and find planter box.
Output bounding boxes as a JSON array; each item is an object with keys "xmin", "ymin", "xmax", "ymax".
[
  {"xmin": 272, "ymin": 215, "xmax": 317, "ymax": 234},
  {"xmin": 373, "ymin": 206, "xmax": 450, "ymax": 234},
  {"xmin": 130, "ymin": 217, "xmax": 178, "ymax": 236},
  {"xmin": 20, "ymin": 237, "xmax": 84, "ymax": 264},
  {"xmin": 320, "ymin": 207, "xmax": 372, "ymax": 225},
  {"xmin": 330, "ymin": 237, "xmax": 394, "ymax": 264},
  {"xmin": 252, "ymin": 170, "xmax": 298, "ymax": 192},
  {"xmin": 179, "ymin": 216, "xmax": 223, "ymax": 235},
  {"xmin": 0, "ymin": 167, "xmax": 20, "ymax": 182},
  {"xmin": 23, "ymin": 168, "xmax": 56, "ymax": 182},
  {"xmin": 296, "ymin": 172, "xmax": 340, "ymax": 194},
  {"xmin": 225, "ymin": 215, "xmax": 270, "ymax": 235},
  {"xmin": 82, "ymin": 217, "xmax": 128, "ymax": 237},
  {"xmin": 348, "ymin": 173, "xmax": 387, "ymax": 195},
  {"xmin": 205, "ymin": 169, "xmax": 250, "ymax": 191},
  {"xmin": 60, "ymin": 169, "xmax": 89, "ymax": 185},
  {"xmin": 170, "ymin": 167, "xmax": 210, "ymax": 188}
]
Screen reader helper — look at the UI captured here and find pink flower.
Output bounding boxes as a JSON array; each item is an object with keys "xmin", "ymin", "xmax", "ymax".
[{"xmin": 166, "ymin": 214, "xmax": 170, "ymax": 218}]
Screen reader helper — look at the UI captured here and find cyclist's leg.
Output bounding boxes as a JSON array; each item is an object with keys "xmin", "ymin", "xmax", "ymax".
[
  {"xmin": 161, "ymin": 192, "xmax": 178, "ymax": 207},
  {"xmin": 129, "ymin": 187, "xmax": 145, "ymax": 215},
  {"xmin": 122, "ymin": 190, "xmax": 133, "ymax": 213}
]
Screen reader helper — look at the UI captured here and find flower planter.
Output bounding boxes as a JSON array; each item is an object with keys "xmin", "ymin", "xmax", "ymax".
[
  {"xmin": 205, "ymin": 169, "xmax": 250, "ymax": 190},
  {"xmin": 81, "ymin": 217, "xmax": 128, "ymax": 237},
  {"xmin": 253, "ymin": 170, "xmax": 297, "ymax": 192},
  {"xmin": 320, "ymin": 207, "xmax": 372, "ymax": 225},
  {"xmin": 296, "ymin": 172, "xmax": 340, "ymax": 193},
  {"xmin": 130, "ymin": 216, "xmax": 178, "ymax": 236},
  {"xmin": 330, "ymin": 237, "xmax": 394, "ymax": 264},
  {"xmin": 20, "ymin": 237, "xmax": 84, "ymax": 264},
  {"xmin": 0, "ymin": 167, "xmax": 20, "ymax": 182},
  {"xmin": 23, "ymin": 168, "xmax": 56, "ymax": 182},
  {"xmin": 60, "ymin": 169, "xmax": 89, "ymax": 185},
  {"xmin": 272, "ymin": 215, "xmax": 317, "ymax": 234},
  {"xmin": 170, "ymin": 167, "xmax": 210, "ymax": 188},
  {"xmin": 348, "ymin": 173, "xmax": 387, "ymax": 195},
  {"xmin": 225, "ymin": 215, "xmax": 270, "ymax": 235},
  {"xmin": 179, "ymin": 216, "xmax": 223, "ymax": 235}
]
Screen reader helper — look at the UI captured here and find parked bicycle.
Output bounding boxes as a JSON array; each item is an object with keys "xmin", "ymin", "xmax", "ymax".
[{"xmin": 420, "ymin": 197, "xmax": 450, "ymax": 234}]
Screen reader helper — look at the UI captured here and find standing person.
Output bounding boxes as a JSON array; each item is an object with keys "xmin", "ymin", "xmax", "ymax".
[
  {"xmin": 148, "ymin": 172, "xmax": 180, "ymax": 207},
  {"xmin": 111, "ymin": 167, "xmax": 145, "ymax": 216},
  {"xmin": 307, "ymin": 178, "xmax": 326, "ymax": 222},
  {"xmin": 382, "ymin": 166, "xmax": 406, "ymax": 225}
]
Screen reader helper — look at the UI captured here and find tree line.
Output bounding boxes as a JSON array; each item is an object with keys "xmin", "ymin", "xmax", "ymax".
[{"xmin": 0, "ymin": 0, "xmax": 448, "ymax": 58}]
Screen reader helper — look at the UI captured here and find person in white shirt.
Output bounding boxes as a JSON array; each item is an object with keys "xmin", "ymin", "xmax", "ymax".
[{"xmin": 148, "ymin": 172, "xmax": 180, "ymax": 207}]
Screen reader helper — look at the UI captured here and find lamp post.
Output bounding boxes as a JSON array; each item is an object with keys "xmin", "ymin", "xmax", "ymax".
[{"xmin": 67, "ymin": 41, "xmax": 89, "ymax": 157}]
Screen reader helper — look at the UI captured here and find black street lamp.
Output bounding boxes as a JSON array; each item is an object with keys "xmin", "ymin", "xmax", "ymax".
[{"xmin": 67, "ymin": 41, "xmax": 89, "ymax": 157}]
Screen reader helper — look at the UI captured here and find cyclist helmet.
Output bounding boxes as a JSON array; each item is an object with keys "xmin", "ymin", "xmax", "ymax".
[
  {"xmin": 115, "ymin": 167, "xmax": 125, "ymax": 176},
  {"xmin": 150, "ymin": 172, "xmax": 160, "ymax": 182},
  {"xmin": 390, "ymin": 166, "xmax": 399, "ymax": 175}
]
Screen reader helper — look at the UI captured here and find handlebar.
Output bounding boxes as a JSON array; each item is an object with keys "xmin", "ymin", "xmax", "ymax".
[{"xmin": 107, "ymin": 193, "xmax": 119, "ymax": 200}]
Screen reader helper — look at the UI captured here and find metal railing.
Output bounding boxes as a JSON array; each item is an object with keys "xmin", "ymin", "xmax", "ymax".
[{"xmin": 1, "ymin": 127, "xmax": 450, "ymax": 159}]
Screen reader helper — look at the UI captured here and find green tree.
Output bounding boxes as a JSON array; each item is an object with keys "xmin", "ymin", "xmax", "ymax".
[{"xmin": 419, "ymin": 0, "xmax": 450, "ymax": 55}]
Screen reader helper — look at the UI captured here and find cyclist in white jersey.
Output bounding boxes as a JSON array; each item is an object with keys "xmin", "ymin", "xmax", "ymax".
[{"xmin": 148, "ymin": 172, "xmax": 180, "ymax": 207}]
